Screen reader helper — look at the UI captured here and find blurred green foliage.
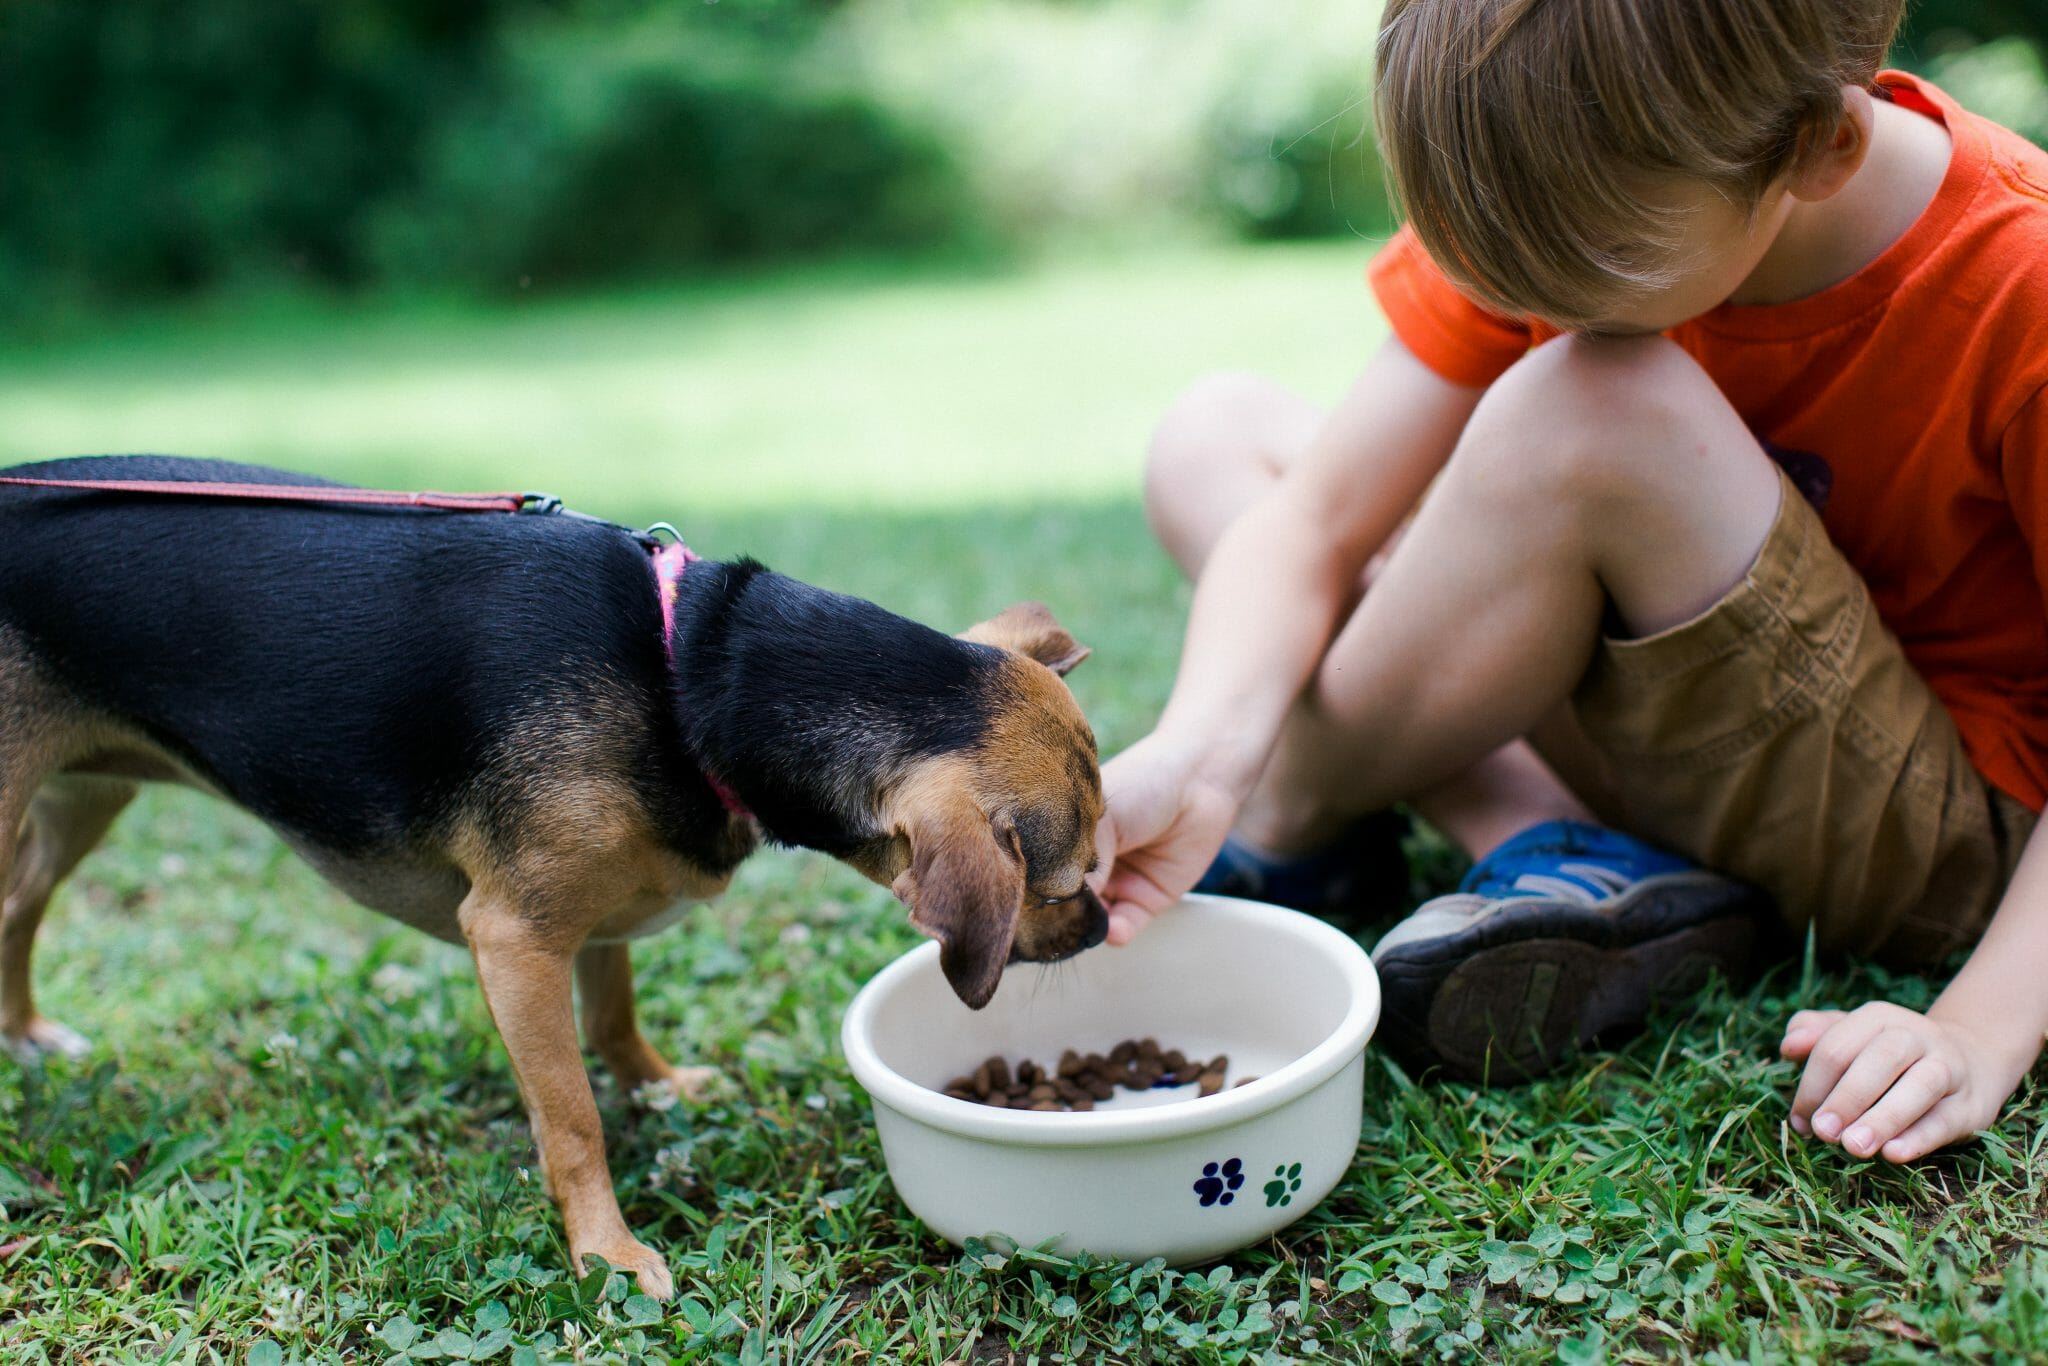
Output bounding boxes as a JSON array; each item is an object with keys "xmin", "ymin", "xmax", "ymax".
[
  {"xmin": 1903, "ymin": 0, "xmax": 2048, "ymax": 55},
  {"xmin": 372, "ymin": 16, "xmax": 974, "ymax": 291},
  {"xmin": 0, "ymin": 0, "xmax": 969, "ymax": 314},
  {"xmin": 1902, "ymin": 0, "xmax": 2048, "ymax": 149},
  {"xmin": 0, "ymin": 0, "xmax": 2039, "ymax": 323},
  {"xmin": 0, "ymin": 0, "xmax": 1388, "ymax": 320},
  {"xmin": 0, "ymin": 0, "xmax": 512, "ymax": 308},
  {"xmin": 836, "ymin": 1, "xmax": 1390, "ymax": 246}
]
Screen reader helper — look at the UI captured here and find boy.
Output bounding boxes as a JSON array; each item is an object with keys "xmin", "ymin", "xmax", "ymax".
[{"xmin": 1094, "ymin": 0, "xmax": 2048, "ymax": 1163}]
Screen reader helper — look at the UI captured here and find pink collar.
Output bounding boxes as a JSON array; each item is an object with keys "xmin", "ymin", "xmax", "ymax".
[{"xmin": 653, "ymin": 543, "xmax": 752, "ymax": 821}]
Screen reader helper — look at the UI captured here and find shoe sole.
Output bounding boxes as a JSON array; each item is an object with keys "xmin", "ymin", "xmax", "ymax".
[{"xmin": 1374, "ymin": 873, "xmax": 1769, "ymax": 1081}]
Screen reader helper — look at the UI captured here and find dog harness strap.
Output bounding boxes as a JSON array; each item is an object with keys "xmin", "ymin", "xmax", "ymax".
[
  {"xmin": 653, "ymin": 543, "xmax": 753, "ymax": 822},
  {"xmin": 0, "ymin": 475, "xmax": 531, "ymax": 513}
]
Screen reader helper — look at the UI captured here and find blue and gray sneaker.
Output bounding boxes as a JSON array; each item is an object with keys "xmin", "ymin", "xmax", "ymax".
[
  {"xmin": 1371, "ymin": 820, "xmax": 1768, "ymax": 1080},
  {"xmin": 1193, "ymin": 810, "xmax": 1411, "ymax": 925}
]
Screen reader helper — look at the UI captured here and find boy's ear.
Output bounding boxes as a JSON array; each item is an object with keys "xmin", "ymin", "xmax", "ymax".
[
  {"xmin": 891, "ymin": 788, "xmax": 1025, "ymax": 1009},
  {"xmin": 1787, "ymin": 84, "xmax": 1875, "ymax": 204},
  {"xmin": 960, "ymin": 601, "xmax": 1091, "ymax": 676}
]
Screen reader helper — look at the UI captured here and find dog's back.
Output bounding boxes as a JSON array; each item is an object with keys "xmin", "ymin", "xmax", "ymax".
[{"xmin": 0, "ymin": 455, "xmax": 681, "ymax": 854}]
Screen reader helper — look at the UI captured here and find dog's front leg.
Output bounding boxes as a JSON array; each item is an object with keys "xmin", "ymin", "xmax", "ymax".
[
  {"xmin": 460, "ymin": 895, "xmax": 674, "ymax": 1299},
  {"xmin": 575, "ymin": 942, "xmax": 718, "ymax": 1101}
]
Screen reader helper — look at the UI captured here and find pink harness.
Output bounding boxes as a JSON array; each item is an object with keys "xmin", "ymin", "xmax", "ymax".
[{"xmin": 2, "ymin": 473, "xmax": 754, "ymax": 822}]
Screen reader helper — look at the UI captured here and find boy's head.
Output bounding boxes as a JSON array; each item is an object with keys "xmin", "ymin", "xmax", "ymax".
[{"xmin": 1375, "ymin": 0, "xmax": 1905, "ymax": 333}]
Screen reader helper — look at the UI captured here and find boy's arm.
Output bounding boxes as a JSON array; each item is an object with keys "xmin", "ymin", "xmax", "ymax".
[
  {"xmin": 1781, "ymin": 817, "xmax": 2048, "ymax": 1161},
  {"xmin": 1095, "ymin": 335, "xmax": 1483, "ymax": 942},
  {"xmin": 1787, "ymin": 394, "xmax": 2048, "ymax": 1161}
]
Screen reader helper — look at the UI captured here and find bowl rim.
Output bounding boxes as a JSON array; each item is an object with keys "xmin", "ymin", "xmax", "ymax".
[{"xmin": 840, "ymin": 893, "xmax": 1381, "ymax": 1148}]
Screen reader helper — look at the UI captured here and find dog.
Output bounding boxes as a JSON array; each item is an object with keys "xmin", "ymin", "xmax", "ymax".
[{"xmin": 0, "ymin": 455, "xmax": 1107, "ymax": 1297}]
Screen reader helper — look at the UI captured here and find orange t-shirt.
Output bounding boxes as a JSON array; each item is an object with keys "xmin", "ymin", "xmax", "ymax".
[{"xmin": 1367, "ymin": 71, "xmax": 2048, "ymax": 812}]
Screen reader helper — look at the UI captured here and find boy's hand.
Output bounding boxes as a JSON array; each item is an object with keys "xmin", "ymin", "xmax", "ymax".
[
  {"xmin": 1779, "ymin": 1001, "xmax": 2031, "ymax": 1163},
  {"xmin": 1084, "ymin": 341, "xmax": 1480, "ymax": 949},
  {"xmin": 1092, "ymin": 734, "xmax": 1240, "ymax": 946}
]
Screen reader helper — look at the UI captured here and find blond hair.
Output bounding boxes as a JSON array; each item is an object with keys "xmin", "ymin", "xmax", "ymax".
[{"xmin": 1374, "ymin": 0, "xmax": 1904, "ymax": 327}]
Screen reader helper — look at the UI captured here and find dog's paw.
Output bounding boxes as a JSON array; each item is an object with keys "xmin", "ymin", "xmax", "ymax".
[
  {"xmin": 576, "ymin": 1238, "xmax": 674, "ymax": 1301},
  {"xmin": 668, "ymin": 1065, "xmax": 723, "ymax": 1104},
  {"xmin": 631, "ymin": 1066, "xmax": 724, "ymax": 1110},
  {"xmin": 1, "ymin": 1017, "xmax": 92, "ymax": 1065}
]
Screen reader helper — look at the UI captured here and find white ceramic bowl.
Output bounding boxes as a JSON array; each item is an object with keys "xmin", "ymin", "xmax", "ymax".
[{"xmin": 841, "ymin": 894, "xmax": 1380, "ymax": 1265}]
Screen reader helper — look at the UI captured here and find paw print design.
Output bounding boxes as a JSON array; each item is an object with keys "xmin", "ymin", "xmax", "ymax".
[
  {"xmin": 1263, "ymin": 1162, "xmax": 1303, "ymax": 1208},
  {"xmin": 1193, "ymin": 1157, "xmax": 1245, "ymax": 1207}
]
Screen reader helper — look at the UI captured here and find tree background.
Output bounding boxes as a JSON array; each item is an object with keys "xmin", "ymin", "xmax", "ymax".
[{"xmin": 0, "ymin": 0, "xmax": 2040, "ymax": 327}]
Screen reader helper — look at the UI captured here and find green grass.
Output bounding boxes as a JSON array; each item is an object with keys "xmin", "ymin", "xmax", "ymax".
[
  {"xmin": 5, "ymin": 245, "xmax": 2048, "ymax": 1363},
  {"xmin": 0, "ymin": 242, "xmax": 1379, "ymax": 516}
]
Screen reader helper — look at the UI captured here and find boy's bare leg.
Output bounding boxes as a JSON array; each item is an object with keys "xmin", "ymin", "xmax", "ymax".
[
  {"xmin": 1144, "ymin": 372, "xmax": 1594, "ymax": 860},
  {"xmin": 1269, "ymin": 334, "xmax": 1780, "ymax": 810},
  {"xmin": 1153, "ymin": 337, "xmax": 1781, "ymax": 1077}
]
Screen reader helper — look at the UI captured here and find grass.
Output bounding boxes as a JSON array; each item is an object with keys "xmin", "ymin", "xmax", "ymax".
[
  {"xmin": 0, "ymin": 241, "xmax": 1378, "ymax": 516},
  {"xmin": 4, "ymin": 244, "xmax": 2048, "ymax": 1363}
]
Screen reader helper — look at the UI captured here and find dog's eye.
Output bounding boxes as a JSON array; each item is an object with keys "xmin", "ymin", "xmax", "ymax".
[{"xmin": 1038, "ymin": 889, "xmax": 1082, "ymax": 907}]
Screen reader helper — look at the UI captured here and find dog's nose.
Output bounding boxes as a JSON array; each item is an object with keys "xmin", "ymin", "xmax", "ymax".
[{"xmin": 1080, "ymin": 909, "xmax": 1108, "ymax": 951}]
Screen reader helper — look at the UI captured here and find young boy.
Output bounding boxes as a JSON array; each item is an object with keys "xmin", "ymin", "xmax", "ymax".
[{"xmin": 1095, "ymin": 0, "xmax": 2048, "ymax": 1163}]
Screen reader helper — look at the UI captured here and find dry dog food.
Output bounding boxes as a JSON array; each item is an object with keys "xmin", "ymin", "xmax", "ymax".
[{"xmin": 940, "ymin": 1038, "xmax": 1253, "ymax": 1111}]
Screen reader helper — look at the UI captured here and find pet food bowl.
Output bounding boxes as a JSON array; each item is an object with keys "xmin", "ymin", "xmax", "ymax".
[{"xmin": 841, "ymin": 894, "xmax": 1380, "ymax": 1265}]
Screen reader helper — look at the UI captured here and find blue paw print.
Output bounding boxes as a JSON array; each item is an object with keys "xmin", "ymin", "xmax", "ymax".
[{"xmin": 1193, "ymin": 1157, "xmax": 1244, "ymax": 1207}]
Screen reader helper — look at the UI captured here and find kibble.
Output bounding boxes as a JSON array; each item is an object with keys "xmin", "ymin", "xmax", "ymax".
[{"xmin": 943, "ymin": 1043, "xmax": 1237, "ymax": 1111}]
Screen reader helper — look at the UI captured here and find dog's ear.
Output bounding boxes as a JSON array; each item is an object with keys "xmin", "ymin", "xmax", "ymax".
[
  {"xmin": 960, "ymin": 601, "xmax": 1091, "ymax": 676},
  {"xmin": 892, "ymin": 791, "xmax": 1025, "ymax": 1009}
]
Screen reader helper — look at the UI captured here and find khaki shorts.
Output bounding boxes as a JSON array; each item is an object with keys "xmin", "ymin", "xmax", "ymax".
[{"xmin": 1541, "ymin": 468, "xmax": 2036, "ymax": 966}]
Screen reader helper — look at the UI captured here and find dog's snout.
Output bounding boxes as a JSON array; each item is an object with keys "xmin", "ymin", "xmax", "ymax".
[
  {"xmin": 1008, "ymin": 885, "xmax": 1110, "ymax": 966},
  {"xmin": 1079, "ymin": 896, "xmax": 1108, "ymax": 950}
]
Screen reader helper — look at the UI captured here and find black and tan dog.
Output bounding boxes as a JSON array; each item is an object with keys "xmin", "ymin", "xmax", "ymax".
[{"xmin": 0, "ymin": 455, "xmax": 1106, "ymax": 1296}]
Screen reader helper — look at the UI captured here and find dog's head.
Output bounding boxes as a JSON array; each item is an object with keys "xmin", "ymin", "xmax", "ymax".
[
  {"xmin": 875, "ymin": 603, "xmax": 1105, "ymax": 1009},
  {"xmin": 670, "ymin": 566, "xmax": 1104, "ymax": 1007}
]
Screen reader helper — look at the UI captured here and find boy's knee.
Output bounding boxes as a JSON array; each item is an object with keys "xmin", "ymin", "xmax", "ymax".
[
  {"xmin": 1143, "ymin": 370, "xmax": 1288, "ymax": 520},
  {"xmin": 1523, "ymin": 333, "xmax": 1700, "ymax": 399},
  {"xmin": 1459, "ymin": 335, "xmax": 1732, "ymax": 500}
]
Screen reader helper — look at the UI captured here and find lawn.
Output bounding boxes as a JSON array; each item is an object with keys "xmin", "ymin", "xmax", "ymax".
[{"xmin": 3, "ymin": 243, "xmax": 2048, "ymax": 1364}]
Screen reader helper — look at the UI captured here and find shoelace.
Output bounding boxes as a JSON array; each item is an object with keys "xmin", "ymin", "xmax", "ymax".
[{"xmin": 1483, "ymin": 861, "xmax": 1634, "ymax": 904}]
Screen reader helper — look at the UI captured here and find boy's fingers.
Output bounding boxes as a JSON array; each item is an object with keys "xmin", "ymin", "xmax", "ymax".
[
  {"xmin": 1088, "ymin": 814, "xmax": 1118, "ymax": 893},
  {"xmin": 1878, "ymin": 1098, "xmax": 1977, "ymax": 1164},
  {"xmin": 1779, "ymin": 1010, "xmax": 1843, "ymax": 1059},
  {"xmin": 1105, "ymin": 906, "xmax": 1151, "ymax": 946},
  {"xmin": 1103, "ymin": 864, "xmax": 1178, "ymax": 945},
  {"xmin": 1839, "ymin": 1056, "xmax": 1955, "ymax": 1158},
  {"xmin": 1809, "ymin": 1028, "xmax": 1926, "ymax": 1141},
  {"xmin": 1789, "ymin": 1013, "xmax": 1888, "ymax": 1124},
  {"xmin": 1103, "ymin": 864, "xmax": 1170, "ymax": 915}
]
